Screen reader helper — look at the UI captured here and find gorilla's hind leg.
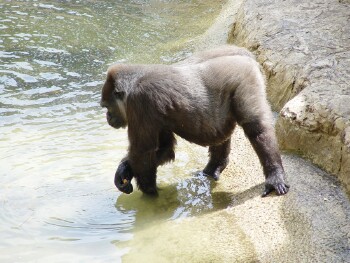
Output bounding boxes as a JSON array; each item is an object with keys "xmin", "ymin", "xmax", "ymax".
[
  {"xmin": 203, "ymin": 138, "xmax": 232, "ymax": 180},
  {"xmin": 241, "ymin": 121, "xmax": 289, "ymax": 196}
]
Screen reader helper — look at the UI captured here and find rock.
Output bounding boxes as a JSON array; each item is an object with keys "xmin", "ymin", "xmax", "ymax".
[{"xmin": 227, "ymin": 0, "xmax": 350, "ymax": 192}]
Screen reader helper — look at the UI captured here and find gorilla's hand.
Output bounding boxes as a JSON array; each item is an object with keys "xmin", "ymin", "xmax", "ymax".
[{"xmin": 114, "ymin": 160, "xmax": 134, "ymax": 194}]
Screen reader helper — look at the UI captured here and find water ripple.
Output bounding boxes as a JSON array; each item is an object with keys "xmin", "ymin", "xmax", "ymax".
[
  {"xmin": 0, "ymin": 0, "xmax": 224, "ymax": 261},
  {"xmin": 0, "ymin": 70, "xmax": 38, "ymax": 83}
]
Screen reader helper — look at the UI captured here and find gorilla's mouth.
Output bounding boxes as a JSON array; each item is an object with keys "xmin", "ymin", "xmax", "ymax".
[
  {"xmin": 107, "ymin": 114, "xmax": 126, "ymax": 129},
  {"xmin": 106, "ymin": 111, "xmax": 112, "ymax": 122}
]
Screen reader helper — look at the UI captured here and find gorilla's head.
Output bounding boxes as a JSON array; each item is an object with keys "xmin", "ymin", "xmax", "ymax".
[{"xmin": 100, "ymin": 66, "xmax": 128, "ymax": 129}]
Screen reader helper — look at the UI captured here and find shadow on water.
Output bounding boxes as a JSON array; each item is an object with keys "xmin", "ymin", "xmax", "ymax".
[
  {"xmin": 114, "ymin": 172, "xmax": 262, "ymax": 262},
  {"xmin": 116, "ymin": 173, "xmax": 263, "ymax": 229}
]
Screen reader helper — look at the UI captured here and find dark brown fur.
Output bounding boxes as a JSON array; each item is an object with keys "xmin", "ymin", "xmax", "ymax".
[{"xmin": 101, "ymin": 45, "xmax": 289, "ymax": 196}]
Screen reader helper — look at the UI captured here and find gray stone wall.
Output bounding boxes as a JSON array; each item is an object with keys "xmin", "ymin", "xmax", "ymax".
[{"xmin": 228, "ymin": 0, "xmax": 350, "ymax": 192}]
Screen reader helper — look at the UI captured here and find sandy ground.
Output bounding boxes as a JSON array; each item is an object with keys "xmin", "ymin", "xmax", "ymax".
[{"xmin": 119, "ymin": 127, "xmax": 350, "ymax": 262}]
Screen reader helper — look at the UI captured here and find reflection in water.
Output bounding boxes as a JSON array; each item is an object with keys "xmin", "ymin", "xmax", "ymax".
[
  {"xmin": 0, "ymin": 0, "xmax": 225, "ymax": 262},
  {"xmin": 115, "ymin": 174, "xmax": 241, "ymax": 262},
  {"xmin": 116, "ymin": 174, "xmax": 234, "ymax": 225},
  {"xmin": 115, "ymin": 172, "xmax": 261, "ymax": 263},
  {"xmin": 117, "ymin": 173, "xmax": 235, "ymax": 228}
]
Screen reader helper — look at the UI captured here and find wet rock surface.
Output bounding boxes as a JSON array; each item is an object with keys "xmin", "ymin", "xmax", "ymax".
[{"xmin": 226, "ymin": 0, "xmax": 350, "ymax": 192}]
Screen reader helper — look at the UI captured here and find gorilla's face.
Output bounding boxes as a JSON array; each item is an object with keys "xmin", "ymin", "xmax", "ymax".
[
  {"xmin": 100, "ymin": 76, "xmax": 127, "ymax": 129},
  {"xmin": 103, "ymin": 98, "xmax": 127, "ymax": 129}
]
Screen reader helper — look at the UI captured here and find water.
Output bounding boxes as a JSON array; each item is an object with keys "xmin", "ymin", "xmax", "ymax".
[{"xmin": 0, "ymin": 1, "xmax": 226, "ymax": 261}]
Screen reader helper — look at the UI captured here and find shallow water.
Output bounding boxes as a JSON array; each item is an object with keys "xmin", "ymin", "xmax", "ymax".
[{"xmin": 0, "ymin": 0, "xmax": 226, "ymax": 262}]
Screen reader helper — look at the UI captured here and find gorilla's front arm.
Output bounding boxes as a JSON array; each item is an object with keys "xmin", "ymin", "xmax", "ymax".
[
  {"xmin": 115, "ymin": 131, "xmax": 176, "ymax": 194},
  {"xmin": 114, "ymin": 94, "xmax": 177, "ymax": 194}
]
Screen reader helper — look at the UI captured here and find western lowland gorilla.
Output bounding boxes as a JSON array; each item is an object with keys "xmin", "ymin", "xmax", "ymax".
[{"xmin": 100, "ymin": 45, "xmax": 289, "ymax": 197}]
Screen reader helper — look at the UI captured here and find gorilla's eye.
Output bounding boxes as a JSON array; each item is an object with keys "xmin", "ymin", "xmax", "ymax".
[{"xmin": 114, "ymin": 90, "xmax": 125, "ymax": 100}]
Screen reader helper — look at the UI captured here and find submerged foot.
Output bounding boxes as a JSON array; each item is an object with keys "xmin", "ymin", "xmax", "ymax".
[{"xmin": 202, "ymin": 169, "xmax": 220, "ymax": 181}]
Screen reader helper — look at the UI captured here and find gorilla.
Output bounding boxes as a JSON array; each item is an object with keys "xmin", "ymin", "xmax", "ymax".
[{"xmin": 100, "ymin": 45, "xmax": 289, "ymax": 197}]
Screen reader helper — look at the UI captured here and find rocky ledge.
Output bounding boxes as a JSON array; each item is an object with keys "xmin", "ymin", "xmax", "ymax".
[{"xmin": 225, "ymin": 0, "xmax": 350, "ymax": 192}]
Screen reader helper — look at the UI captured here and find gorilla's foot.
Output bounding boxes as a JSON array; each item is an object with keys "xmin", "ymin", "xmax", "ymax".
[
  {"xmin": 202, "ymin": 168, "xmax": 221, "ymax": 181},
  {"xmin": 262, "ymin": 174, "xmax": 290, "ymax": 197},
  {"xmin": 139, "ymin": 185, "xmax": 158, "ymax": 196}
]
